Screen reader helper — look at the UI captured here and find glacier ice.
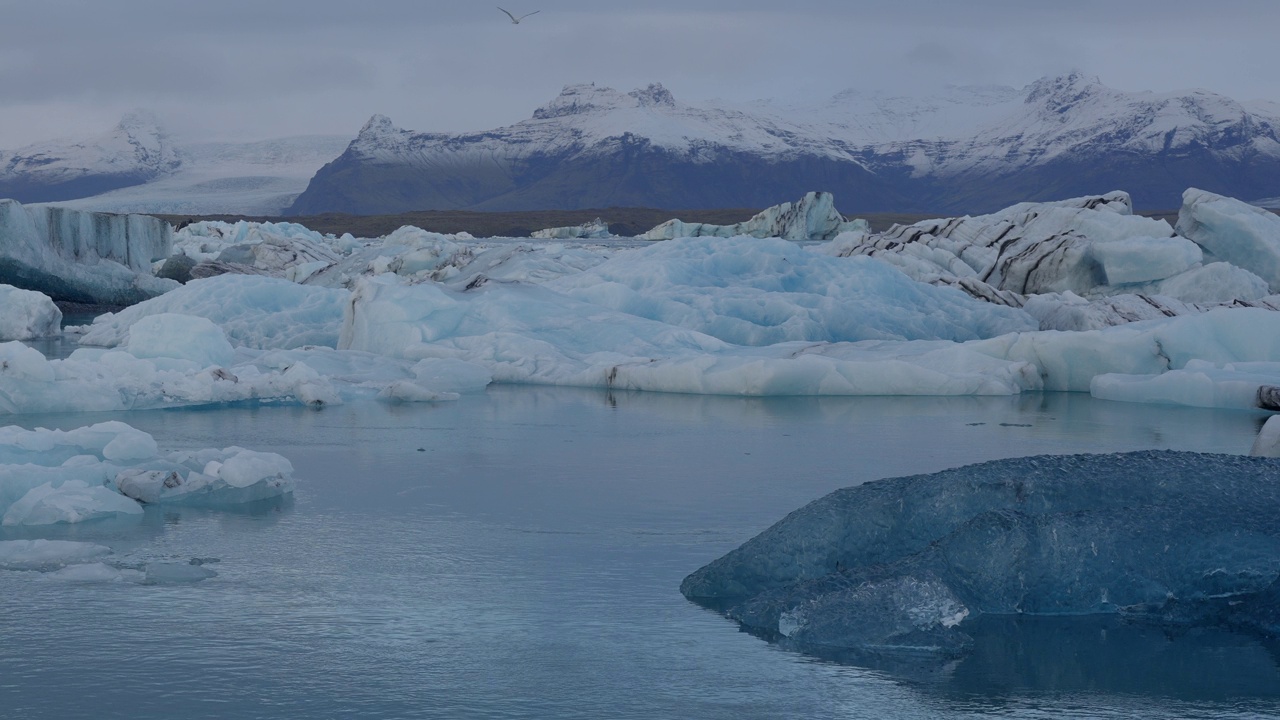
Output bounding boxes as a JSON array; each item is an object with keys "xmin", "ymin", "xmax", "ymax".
[
  {"xmin": 0, "ymin": 421, "xmax": 296, "ymax": 527},
  {"xmin": 545, "ymin": 236, "xmax": 1038, "ymax": 345},
  {"xmin": 77, "ymin": 274, "xmax": 349, "ymax": 350},
  {"xmin": 0, "ymin": 285, "xmax": 61, "ymax": 340},
  {"xmin": 339, "ymin": 273, "xmax": 1041, "ymax": 396},
  {"xmin": 683, "ymin": 451, "xmax": 1280, "ymax": 654},
  {"xmin": 532, "ymin": 218, "xmax": 612, "ymax": 240},
  {"xmin": 0, "ymin": 199, "xmax": 177, "ymax": 304},
  {"xmin": 1088, "ymin": 235, "xmax": 1202, "ymax": 285},
  {"xmin": 644, "ymin": 191, "xmax": 869, "ymax": 242},
  {"xmin": 825, "ymin": 191, "xmax": 1276, "ymax": 330},
  {"xmin": 14, "ymin": 186, "xmax": 1280, "ymax": 408},
  {"xmin": 1176, "ymin": 188, "xmax": 1280, "ymax": 292}
]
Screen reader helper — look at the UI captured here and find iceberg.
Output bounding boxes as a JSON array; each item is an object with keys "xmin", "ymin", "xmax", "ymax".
[
  {"xmin": 644, "ymin": 192, "xmax": 869, "ymax": 242},
  {"xmin": 77, "ymin": 274, "xmax": 349, "ymax": 350},
  {"xmin": 1176, "ymin": 188, "xmax": 1280, "ymax": 292},
  {"xmin": 0, "ymin": 421, "xmax": 296, "ymax": 526},
  {"xmin": 0, "ymin": 285, "xmax": 61, "ymax": 340},
  {"xmin": 0, "ymin": 200, "xmax": 176, "ymax": 304},
  {"xmin": 545, "ymin": 237, "xmax": 1037, "ymax": 345},
  {"xmin": 683, "ymin": 451, "xmax": 1280, "ymax": 655},
  {"xmin": 339, "ymin": 273, "xmax": 1041, "ymax": 396},
  {"xmin": 531, "ymin": 218, "xmax": 612, "ymax": 240},
  {"xmin": 827, "ymin": 191, "xmax": 1275, "ymax": 329}
]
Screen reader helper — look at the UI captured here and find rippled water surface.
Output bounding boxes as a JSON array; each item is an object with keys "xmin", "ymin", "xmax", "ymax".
[{"xmin": 1, "ymin": 388, "xmax": 1278, "ymax": 719}]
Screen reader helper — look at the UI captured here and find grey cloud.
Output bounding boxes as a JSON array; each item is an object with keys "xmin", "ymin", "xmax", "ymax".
[{"xmin": 0, "ymin": 0, "xmax": 1278, "ymax": 146}]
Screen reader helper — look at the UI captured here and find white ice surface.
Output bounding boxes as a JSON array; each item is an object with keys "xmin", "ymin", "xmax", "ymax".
[
  {"xmin": 644, "ymin": 192, "xmax": 868, "ymax": 242},
  {"xmin": 0, "ymin": 285, "xmax": 61, "ymax": 340},
  {"xmin": 77, "ymin": 274, "xmax": 348, "ymax": 350},
  {"xmin": 546, "ymin": 237, "xmax": 1037, "ymax": 344},
  {"xmin": 1089, "ymin": 236, "xmax": 1202, "ymax": 285},
  {"xmin": 1177, "ymin": 188, "xmax": 1280, "ymax": 292}
]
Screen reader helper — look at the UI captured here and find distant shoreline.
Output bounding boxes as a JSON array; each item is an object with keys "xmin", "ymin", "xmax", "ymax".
[{"xmin": 154, "ymin": 207, "xmax": 1205, "ymax": 238}]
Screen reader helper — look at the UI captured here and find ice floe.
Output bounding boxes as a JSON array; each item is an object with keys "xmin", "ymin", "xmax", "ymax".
[{"xmin": 0, "ymin": 421, "xmax": 295, "ymax": 528}]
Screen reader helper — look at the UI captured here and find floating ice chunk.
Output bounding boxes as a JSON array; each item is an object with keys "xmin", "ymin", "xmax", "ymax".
[
  {"xmin": 125, "ymin": 313, "xmax": 236, "ymax": 367},
  {"xmin": 1091, "ymin": 359, "xmax": 1280, "ymax": 410},
  {"xmin": 0, "ymin": 285, "xmax": 61, "ymax": 340},
  {"xmin": 0, "ymin": 421, "xmax": 158, "ymax": 466},
  {"xmin": 0, "ymin": 422, "xmax": 294, "ymax": 520},
  {"xmin": 684, "ymin": 451, "xmax": 1280, "ymax": 654},
  {"xmin": 218, "ymin": 449, "xmax": 293, "ymax": 489},
  {"xmin": 1251, "ymin": 415, "xmax": 1280, "ymax": 457},
  {"xmin": 2, "ymin": 480, "xmax": 143, "ymax": 526},
  {"xmin": 972, "ymin": 307, "xmax": 1280, "ymax": 392},
  {"xmin": 532, "ymin": 218, "xmax": 612, "ymax": 239},
  {"xmin": 77, "ymin": 274, "xmax": 349, "ymax": 350},
  {"xmin": 0, "ymin": 540, "xmax": 112, "ymax": 570},
  {"xmin": 115, "ymin": 447, "xmax": 294, "ymax": 505},
  {"xmin": 644, "ymin": 192, "xmax": 869, "ymax": 242},
  {"xmin": 1089, "ymin": 235, "xmax": 1202, "ymax": 284},
  {"xmin": 1176, "ymin": 188, "xmax": 1280, "ymax": 292}
]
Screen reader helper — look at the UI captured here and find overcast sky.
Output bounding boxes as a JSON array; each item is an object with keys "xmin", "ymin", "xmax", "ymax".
[{"xmin": 1, "ymin": 0, "xmax": 1278, "ymax": 147}]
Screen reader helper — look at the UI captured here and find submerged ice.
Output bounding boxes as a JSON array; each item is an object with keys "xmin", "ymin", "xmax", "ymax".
[{"xmin": 682, "ymin": 451, "xmax": 1280, "ymax": 656}]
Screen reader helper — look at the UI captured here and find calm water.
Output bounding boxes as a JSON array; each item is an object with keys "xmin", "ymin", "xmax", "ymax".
[{"xmin": 1, "ymin": 388, "xmax": 1278, "ymax": 719}]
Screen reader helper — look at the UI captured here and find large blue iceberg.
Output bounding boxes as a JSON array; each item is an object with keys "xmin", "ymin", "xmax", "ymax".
[{"xmin": 681, "ymin": 451, "xmax": 1280, "ymax": 657}]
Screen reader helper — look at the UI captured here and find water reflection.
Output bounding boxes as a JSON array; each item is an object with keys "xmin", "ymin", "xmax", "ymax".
[
  {"xmin": 767, "ymin": 614, "xmax": 1280, "ymax": 704},
  {"xmin": 3, "ymin": 387, "xmax": 1279, "ymax": 719}
]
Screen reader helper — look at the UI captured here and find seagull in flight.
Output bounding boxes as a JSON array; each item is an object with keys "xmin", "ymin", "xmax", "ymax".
[{"xmin": 498, "ymin": 6, "xmax": 540, "ymax": 24}]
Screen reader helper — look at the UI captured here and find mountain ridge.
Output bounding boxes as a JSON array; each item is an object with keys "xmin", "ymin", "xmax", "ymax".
[{"xmin": 289, "ymin": 73, "xmax": 1280, "ymax": 215}]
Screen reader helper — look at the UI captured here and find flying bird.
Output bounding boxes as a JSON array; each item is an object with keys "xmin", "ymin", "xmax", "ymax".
[{"xmin": 498, "ymin": 7, "xmax": 540, "ymax": 24}]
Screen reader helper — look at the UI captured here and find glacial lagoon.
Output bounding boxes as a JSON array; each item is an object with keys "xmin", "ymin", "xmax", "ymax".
[{"xmin": 1, "ymin": 387, "xmax": 1277, "ymax": 719}]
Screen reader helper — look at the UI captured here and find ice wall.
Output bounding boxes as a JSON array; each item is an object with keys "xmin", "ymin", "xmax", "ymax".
[
  {"xmin": 0, "ymin": 199, "xmax": 176, "ymax": 304},
  {"xmin": 531, "ymin": 218, "xmax": 612, "ymax": 240}
]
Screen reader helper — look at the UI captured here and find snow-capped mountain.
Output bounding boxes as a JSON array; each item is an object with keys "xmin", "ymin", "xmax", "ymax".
[
  {"xmin": 289, "ymin": 73, "xmax": 1280, "ymax": 215},
  {"xmin": 0, "ymin": 111, "xmax": 181, "ymax": 203}
]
